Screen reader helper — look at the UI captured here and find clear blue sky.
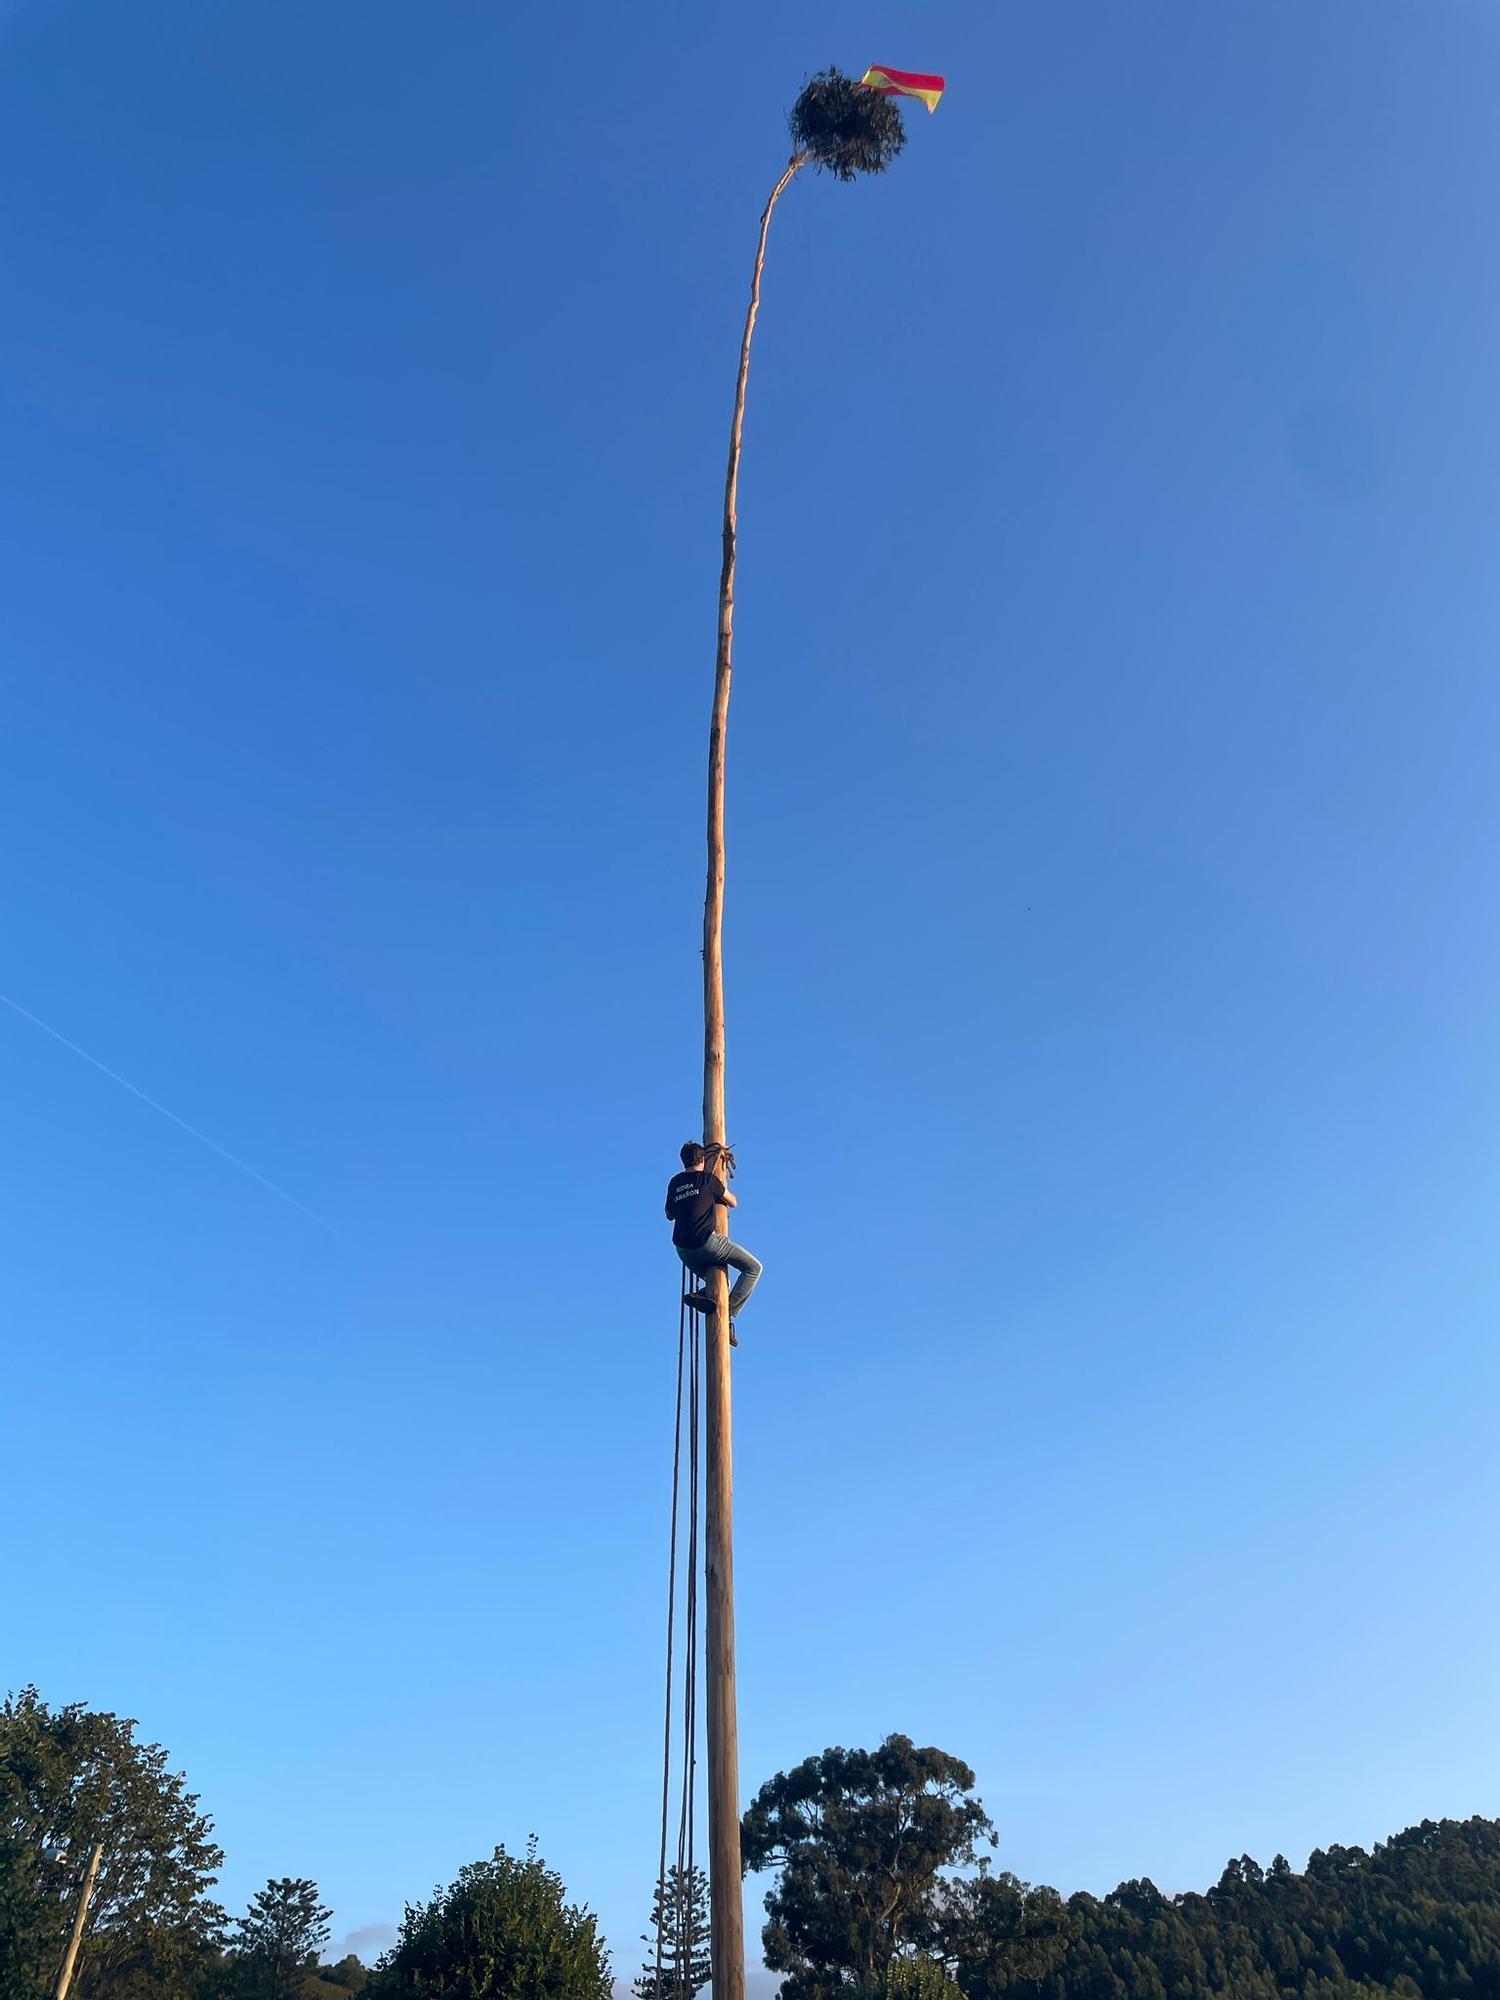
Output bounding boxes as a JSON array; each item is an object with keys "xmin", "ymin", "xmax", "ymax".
[{"xmin": 3, "ymin": 0, "xmax": 1497, "ymax": 1974}]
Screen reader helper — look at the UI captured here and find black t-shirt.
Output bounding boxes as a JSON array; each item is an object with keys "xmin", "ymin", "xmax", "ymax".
[{"xmin": 665, "ymin": 1169, "xmax": 726, "ymax": 1249}]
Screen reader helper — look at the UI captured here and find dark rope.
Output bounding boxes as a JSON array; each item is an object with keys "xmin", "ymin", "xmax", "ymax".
[
  {"xmin": 676, "ymin": 1304, "xmax": 701, "ymax": 1998},
  {"xmin": 653, "ymin": 1282, "xmax": 690, "ymax": 2000},
  {"xmin": 657, "ymin": 1273, "xmax": 704, "ymax": 2000},
  {"xmin": 687, "ymin": 1303, "xmax": 700, "ymax": 1980}
]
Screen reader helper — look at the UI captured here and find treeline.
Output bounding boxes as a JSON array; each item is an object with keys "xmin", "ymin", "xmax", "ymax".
[
  {"xmin": 6, "ymin": 1686, "xmax": 1499, "ymax": 2000},
  {"xmin": 1013, "ymin": 1819, "xmax": 1500, "ymax": 2000}
]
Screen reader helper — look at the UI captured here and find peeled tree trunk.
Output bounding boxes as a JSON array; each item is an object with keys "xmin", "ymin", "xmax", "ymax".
[
  {"xmin": 702, "ymin": 154, "xmax": 805, "ymax": 1154},
  {"xmin": 700, "ymin": 151, "xmax": 806, "ymax": 2000}
]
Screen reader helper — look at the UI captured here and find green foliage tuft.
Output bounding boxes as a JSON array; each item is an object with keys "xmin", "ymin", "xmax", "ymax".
[
  {"xmin": 789, "ymin": 69, "xmax": 906, "ymax": 182},
  {"xmin": 856, "ymin": 1957, "xmax": 965, "ymax": 2000}
]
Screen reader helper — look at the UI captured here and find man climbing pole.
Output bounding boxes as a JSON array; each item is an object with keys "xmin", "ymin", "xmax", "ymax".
[{"xmin": 665, "ymin": 1142, "xmax": 763, "ymax": 1347}]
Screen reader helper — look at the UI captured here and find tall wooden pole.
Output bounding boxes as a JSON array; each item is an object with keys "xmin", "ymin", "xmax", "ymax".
[
  {"xmin": 702, "ymin": 151, "xmax": 805, "ymax": 2000},
  {"xmin": 53, "ymin": 1843, "xmax": 103, "ymax": 2000}
]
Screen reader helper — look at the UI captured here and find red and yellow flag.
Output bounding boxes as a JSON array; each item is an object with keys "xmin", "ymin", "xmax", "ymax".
[{"xmin": 857, "ymin": 65, "xmax": 946, "ymax": 114}]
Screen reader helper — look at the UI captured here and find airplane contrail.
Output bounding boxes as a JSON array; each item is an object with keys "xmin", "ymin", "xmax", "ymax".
[{"xmin": 0, "ymin": 990, "xmax": 343, "ymax": 1237}]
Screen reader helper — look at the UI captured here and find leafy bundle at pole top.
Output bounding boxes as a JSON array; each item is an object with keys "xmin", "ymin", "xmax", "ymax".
[{"xmin": 789, "ymin": 68, "xmax": 907, "ymax": 180}]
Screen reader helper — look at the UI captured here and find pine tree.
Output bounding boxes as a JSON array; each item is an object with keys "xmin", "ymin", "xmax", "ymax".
[
  {"xmin": 635, "ymin": 1866, "xmax": 712, "ymax": 2000},
  {"xmin": 232, "ymin": 1878, "xmax": 332, "ymax": 2000}
]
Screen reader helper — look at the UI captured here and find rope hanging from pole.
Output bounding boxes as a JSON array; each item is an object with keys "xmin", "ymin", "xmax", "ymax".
[{"xmin": 656, "ymin": 1276, "xmax": 702, "ymax": 2000}]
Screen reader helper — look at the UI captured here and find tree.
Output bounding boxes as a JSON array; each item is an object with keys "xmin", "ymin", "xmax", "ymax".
[
  {"xmin": 230, "ymin": 1878, "xmax": 332, "ymax": 1999},
  {"xmin": 0, "ymin": 1839, "xmax": 59, "ymax": 2000},
  {"xmin": 313, "ymin": 1960, "xmax": 371, "ymax": 1995},
  {"xmin": 0, "ymin": 1686, "xmax": 224, "ymax": 2000},
  {"xmin": 739, "ymin": 1736, "xmax": 997, "ymax": 2000},
  {"xmin": 938, "ymin": 1875, "xmax": 1071, "ymax": 1996},
  {"xmin": 635, "ymin": 1866, "xmax": 712, "ymax": 2000},
  {"xmin": 366, "ymin": 1840, "xmax": 611, "ymax": 2000}
]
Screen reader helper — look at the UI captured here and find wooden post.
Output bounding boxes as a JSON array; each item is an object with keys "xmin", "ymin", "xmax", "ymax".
[
  {"xmin": 701, "ymin": 152, "xmax": 805, "ymax": 2000},
  {"xmin": 53, "ymin": 1843, "xmax": 103, "ymax": 2000}
]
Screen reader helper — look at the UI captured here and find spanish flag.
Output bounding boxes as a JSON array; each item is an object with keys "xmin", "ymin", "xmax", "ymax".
[{"xmin": 857, "ymin": 64, "xmax": 946, "ymax": 114}]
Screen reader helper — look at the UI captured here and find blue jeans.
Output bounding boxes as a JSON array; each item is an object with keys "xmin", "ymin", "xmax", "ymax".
[{"xmin": 678, "ymin": 1233, "xmax": 763, "ymax": 1320}]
